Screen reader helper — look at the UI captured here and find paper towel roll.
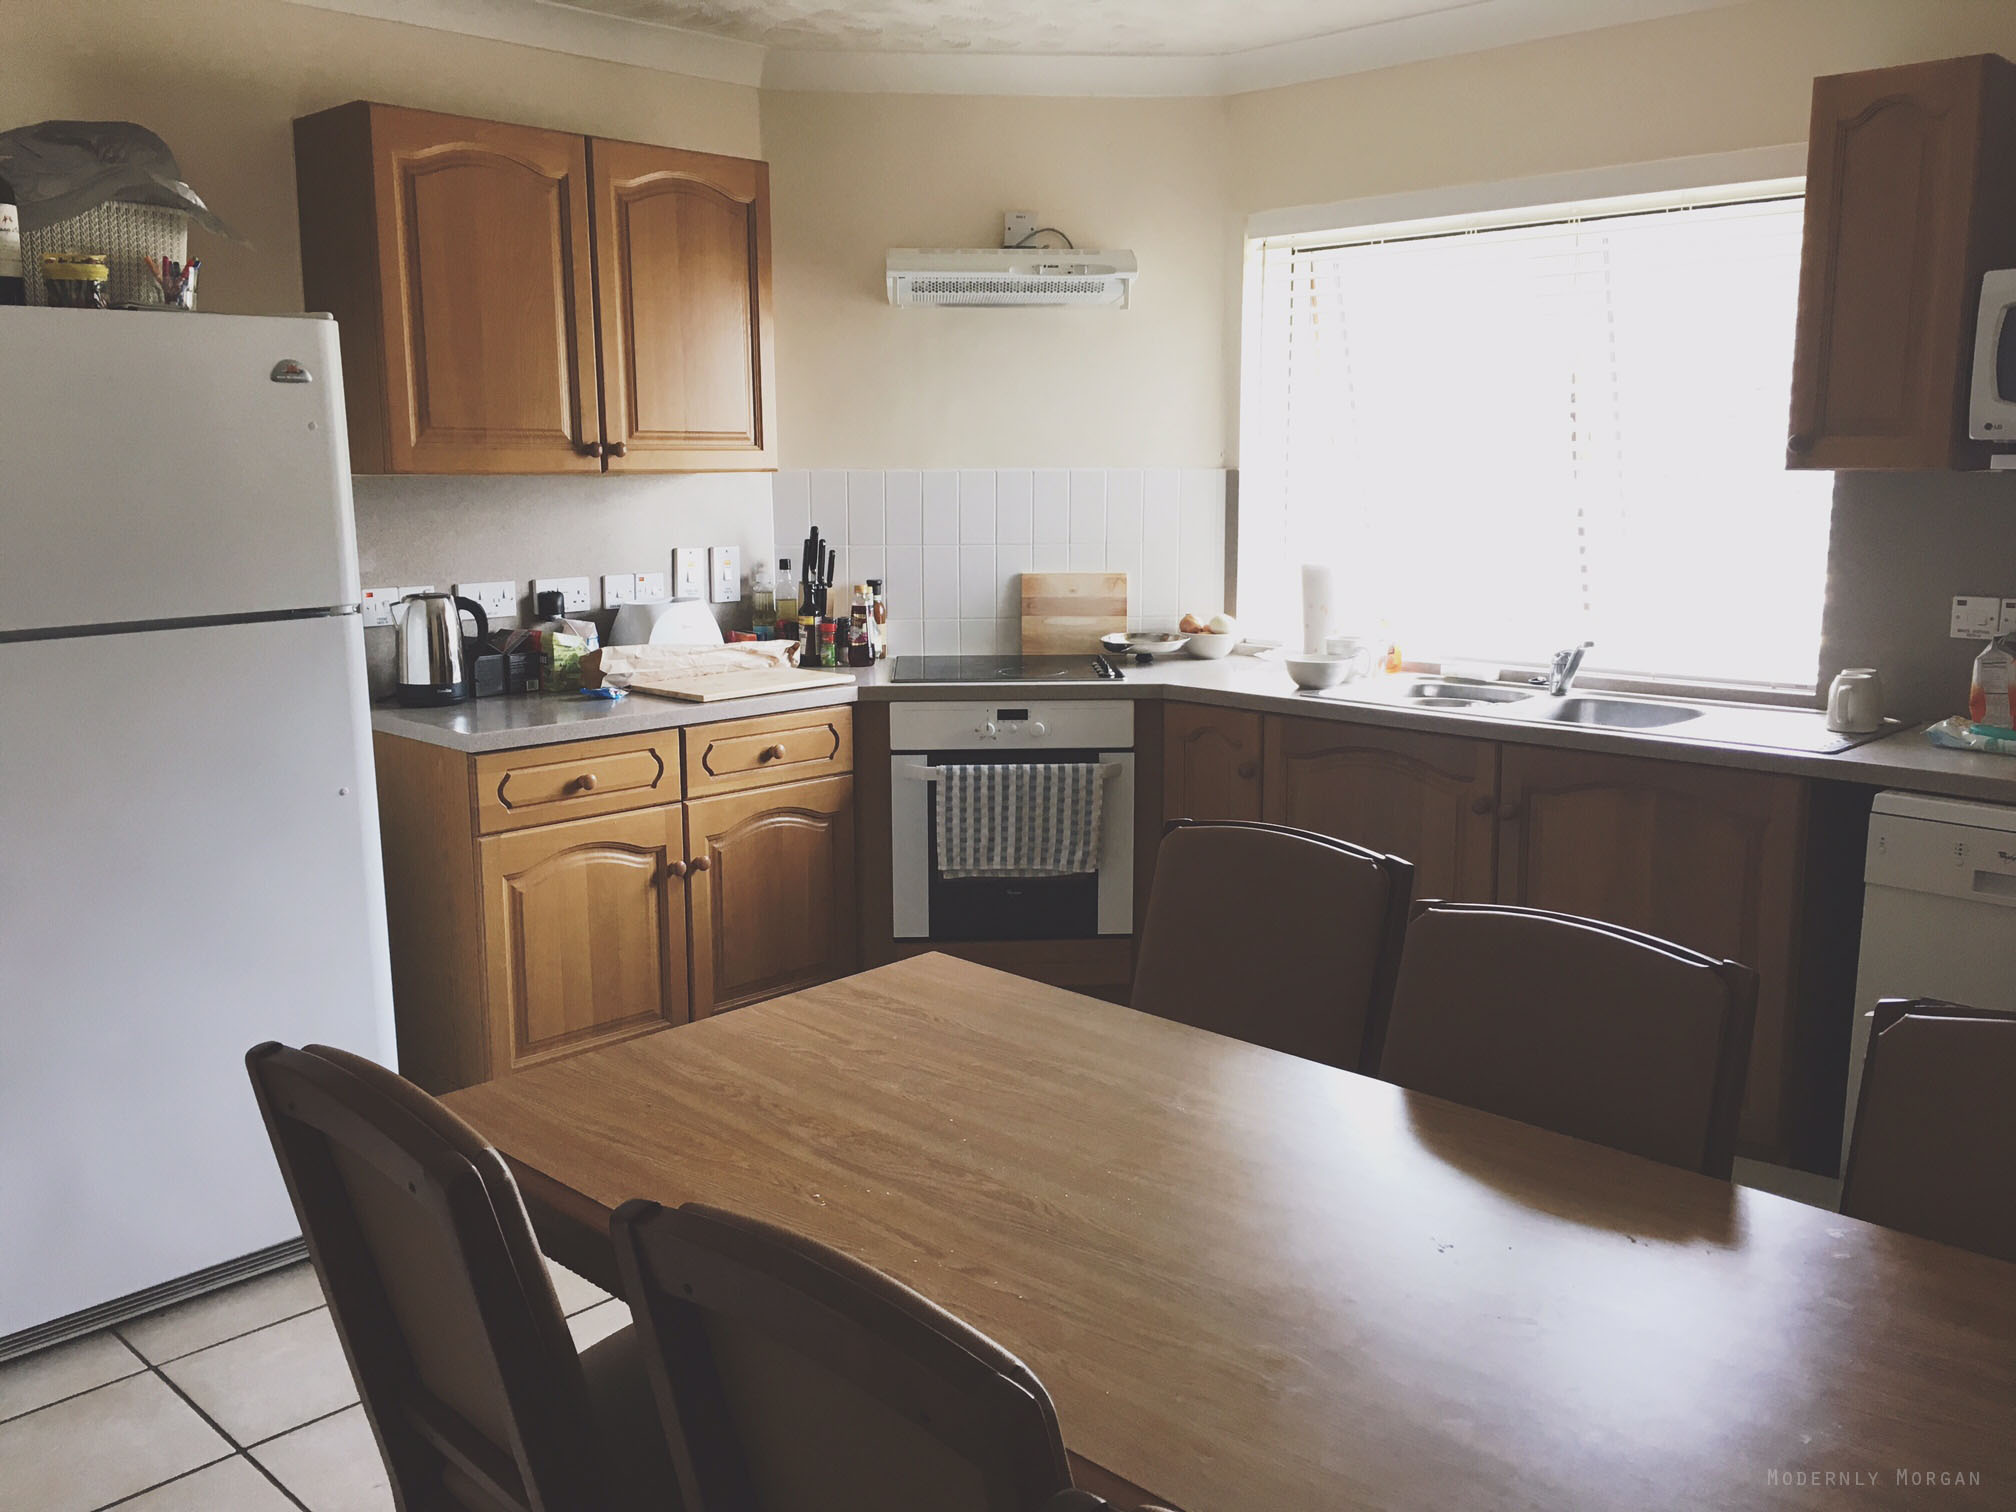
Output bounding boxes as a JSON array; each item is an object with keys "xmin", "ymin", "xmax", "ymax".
[{"xmin": 1301, "ymin": 564, "xmax": 1336, "ymax": 654}]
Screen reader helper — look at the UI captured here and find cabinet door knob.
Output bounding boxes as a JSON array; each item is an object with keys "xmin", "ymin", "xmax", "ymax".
[
  {"xmin": 759, "ymin": 743, "xmax": 787, "ymax": 762},
  {"xmin": 1787, "ymin": 433, "xmax": 1813, "ymax": 456},
  {"xmin": 1237, "ymin": 761, "xmax": 1258, "ymax": 780},
  {"xmin": 665, "ymin": 859, "xmax": 688, "ymax": 879},
  {"xmin": 569, "ymin": 773, "xmax": 598, "ymax": 793},
  {"xmin": 577, "ymin": 440, "xmax": 606, "ymax": 459},
  {"xmin": 1497, "ymin": 801, "xmax": 1521, "ymax": 821},
  {"xmin": 688, "ymin": 855, "xmax": 712, "ymax": 873},
  {"xmin": 605, "ymin": 441, "xmax": 628, "ymax": 459},
  {"xmin": 1470, "ymin": 794, "xmax": 1495, "ymax": 815}
]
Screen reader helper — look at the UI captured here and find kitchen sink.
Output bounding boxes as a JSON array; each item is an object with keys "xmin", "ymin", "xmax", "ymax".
[
  {"xmin": 1517, "ymin": 697, "xmax": 1704, "ymax": 729},
  {"xmin": 1398, "ymin": 680, "xmax": 1535, "ymax": 705}
]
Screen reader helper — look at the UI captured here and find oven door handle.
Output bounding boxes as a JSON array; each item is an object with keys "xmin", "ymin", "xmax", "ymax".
[{"xmin": 897, "ymin": 762, "xmax": 1125, "ymax": 782}]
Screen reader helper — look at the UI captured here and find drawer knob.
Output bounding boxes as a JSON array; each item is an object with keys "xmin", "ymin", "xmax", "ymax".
[
  {"xmin": 759, "ymin": 743, "xmax": 788, "ymax": 762},
  {"xmin": 665, "ymin": 859, "xmax": 688, "ymax": 879},
  {"xmin": 570, "ymin": 773, "xmax": 598, "ymax": 793},
  {"xmin": 689, "ymin": 855, "xmax": 712, "ymax": 873}
]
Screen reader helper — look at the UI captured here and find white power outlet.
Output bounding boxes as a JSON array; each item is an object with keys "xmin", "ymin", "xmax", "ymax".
[
  {"xmin": 602, "ymin": 573, "xmax": 637, "ymax": 606},
  {"xmin": 532, "ymin": 576, "xmax": 593, "ymax": 614},
  {"xmin": 709, "ymin": 546, "xmax": 741, "ymax": 604},
  {"xmin": 2002, "ymin": 599, "xmax": 2016, "ymax": 634},
  {"xmin": 671, "ymin": 548, "xmax": 707, "ymax": 601},
  {"xmin": 1003, "ymin": 210, "xmax": 1037, "ymax": 248},
  {"xmin": 636, "ymin": 570, "xmax": 668, "ymax": 601},
  {"xmin": 454, "ymin": 581, "xmax": 517, "ymax": 621},
  {"xmin": 360, "ymin": 587, "xmax": 398, "ymax": 628},
  {"xmin": 1952, "ymin": 595, "xmax": 2003, "ymax": 640}
]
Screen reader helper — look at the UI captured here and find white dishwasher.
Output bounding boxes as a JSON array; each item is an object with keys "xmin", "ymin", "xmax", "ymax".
[{"xmin": 1843, "ymin": 790, "xmax": 2016, "ymax": 1169}]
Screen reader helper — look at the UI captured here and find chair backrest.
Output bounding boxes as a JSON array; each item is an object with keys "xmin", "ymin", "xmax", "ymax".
[
  {"xmin": 245, "ymin": 1041, "xmax": 606, "ymax": 1512},
  {"xmin": 1841, "ymin": 999, "xmax": 2016, "ymax": 1262},
  {"xmin": 610, "ymin": 1200, "xmax": 1077, "ymax": 1512},
  {"xmin": 1130, "ymin": 819, "xmax": 1415, "ymax": 1071},
  {"xmin": 1377, "ymin": 902, "xmax": 1757, "ymax": 1178}
]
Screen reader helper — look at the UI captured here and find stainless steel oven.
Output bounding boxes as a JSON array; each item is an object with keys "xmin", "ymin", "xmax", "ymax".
[{"xmin": 889, "ymin": 701, "xmax": 1134, "ymax": 942}]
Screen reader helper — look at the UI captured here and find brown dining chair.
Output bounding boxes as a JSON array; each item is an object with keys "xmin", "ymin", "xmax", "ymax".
[
  {"xmin": 244, "ymin": 1041, "xmax": 678, "ymax": 1512},
  {"xmin": 1841, "ymin": 999, "xmax": 2016, "ymax": 1262},
  {"xmin": 610, "ymin": 1200, "xmax": 1176, "ymax": 1512},
  {"xmin": 1377, "ymin": 902, "xmax": 1757, "ymax": 1178},
  {"xmin": 1131, "ymin": 818, "xmax": 1415, "ymax": 1071}
]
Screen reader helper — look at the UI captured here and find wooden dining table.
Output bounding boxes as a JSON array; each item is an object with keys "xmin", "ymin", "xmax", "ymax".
[{"xmin": 443, "ymin": 953, "xmax": 2016, "ymax": 1511}]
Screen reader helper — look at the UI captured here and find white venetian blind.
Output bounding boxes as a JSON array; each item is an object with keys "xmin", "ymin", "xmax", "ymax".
[{"xmin": 1241, "ymin": 191, "xmax": 1833, "ymax": 690}]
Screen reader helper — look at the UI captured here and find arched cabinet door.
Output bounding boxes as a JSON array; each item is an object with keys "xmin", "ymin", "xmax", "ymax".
[
  {"xmin": 591, "ymin": 138, "xmax": 777, "ymax": 471},
  {"xmin": 686, "ymin": 777, "xmax": 855, "ymax": 1017},
  {"xmin": 478, "ymin": 806, "xmax": 692, "ymax": 1072},
  {"xmin": 372, "ymin": 108, "xmax": 604, "ymax": 473}
]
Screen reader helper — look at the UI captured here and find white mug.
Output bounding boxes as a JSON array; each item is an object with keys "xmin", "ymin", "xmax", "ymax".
[{"xmin": 1826, "ymin": 667, "xmax": 1884, "ymax": 733}]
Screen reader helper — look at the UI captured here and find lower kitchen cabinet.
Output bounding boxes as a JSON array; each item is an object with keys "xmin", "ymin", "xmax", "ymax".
[
  {"xmin": 1163, "ymin": 704, "xmax": 1263, "ymax": 822},
  {"xmin": 478, "ymin": 805, "xmax": 691, "ymax": 1072},
  {"xmin": 1262, "ymin": 716, "xmax": 1498, "ymax": 901},
  {"xmin": 687, "ymin": 775, "xmax": 856, "ymax": 1016},
  {"xmin": 1495, "ymin": 744, "xmax": 1810, "ymax": 1156}
]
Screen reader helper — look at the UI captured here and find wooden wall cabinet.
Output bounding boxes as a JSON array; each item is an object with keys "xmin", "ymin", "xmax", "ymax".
[
  {"xmin": 1163, "ymin": 704, "xmax": 1263, "ymax": 822},
  {"xmin": 294, "ymin": 101, "xmax": 775, "ymax": 474},
  {"xmin": 1788, "ymin": 54, "xmax": 2016, "ymax": 470},
  {"xmin": 1261, "ymin": 716, "xmax": 1499, "ymax": 903},
  {"xmin": 376, "ymin": 707, "xmax": 851, "ymax": 1092}
]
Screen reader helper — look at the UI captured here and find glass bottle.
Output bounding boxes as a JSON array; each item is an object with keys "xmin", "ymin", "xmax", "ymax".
[
  {"xmin": 867, "ymin": 577, "xmax": 889, "ymax": 659},
  {"xmin": 849, "ymin": 583, "xmax": 874, "ymax": 667},
  {"xmin": 750, "ymin": 559, "xmax": 776, "ymax": 640}
]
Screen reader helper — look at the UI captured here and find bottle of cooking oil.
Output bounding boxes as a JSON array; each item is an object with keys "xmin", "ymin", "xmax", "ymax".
[
  {"xmin": 774, "ymin": 558, "xmax": 798, "ymax": 633},
  {"xmin": 751, "ymin": 559, "xmax": 777, "ymax": 639}
]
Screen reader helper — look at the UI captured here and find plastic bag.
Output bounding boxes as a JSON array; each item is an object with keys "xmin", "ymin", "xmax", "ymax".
[
  {"xmin": 0, "ymin": 120, "xmax": 233, "ymax": 237},
  {"xmin": 1925, "ymin": 716, "xmax": 2016, "ymax": 756}
]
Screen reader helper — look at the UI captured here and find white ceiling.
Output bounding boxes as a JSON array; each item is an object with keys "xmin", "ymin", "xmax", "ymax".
[
  {"xmin": 561, "ymin": 0, "xmax": 1484, "ymax": 57},
  {"xmin": 281, "ymin": 0, "xmax": 1752, "ymax": 94}
]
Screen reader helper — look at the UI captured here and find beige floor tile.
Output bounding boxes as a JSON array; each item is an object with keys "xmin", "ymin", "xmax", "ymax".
[
  {"xmin": 0, "ymin": 1329, "xmax": 144, "ymax": 1422},
  {"xmin": 117, "ymin": 1453, "xmax": 299, "ymax": 1511},
  {"xmin": 565, "ymin": 1298, "xmax": 629, "ymax": 1352},
  {"xmin": 119, "ymin": 1263, "xmax": 327, "ymax": 1365},
  {"xmin": 251, "ymin": 1404, "xmax": 393, "ymax": 1512},
  {"xmin": 0, "ymin": 1372, "xmax": 230, "ymax": 1512},
  {"xmin": 546, "ymin": 1259, "xmax": 611, "ymax": 1317},
  {"xmin": 161, "ymin": 1309, "xmax": 357, "ymax": 1447}
]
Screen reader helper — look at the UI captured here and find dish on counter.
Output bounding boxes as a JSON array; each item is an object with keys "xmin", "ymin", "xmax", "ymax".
[{"xmin": 1102, "ymin": 631, "xmax": 1191, "ymax": 658}]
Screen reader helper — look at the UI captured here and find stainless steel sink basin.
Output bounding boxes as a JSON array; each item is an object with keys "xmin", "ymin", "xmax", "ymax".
[
  {"xmin": 1521, "ymin": 697, "xmax": 1704, "ymax": 729},
  {"xmin": 1391, "ymin": 680, "xmax": 1536, "ymax": 706}
]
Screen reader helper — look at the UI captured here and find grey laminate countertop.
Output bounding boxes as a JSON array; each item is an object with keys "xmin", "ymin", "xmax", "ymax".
[{"xmin": 371, "ymin": 656, "xmax": 2016, "ymax": 805}]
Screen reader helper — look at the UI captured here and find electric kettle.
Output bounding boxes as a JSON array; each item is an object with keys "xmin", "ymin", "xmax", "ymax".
[{"xmin": 393, "ymin": 591, "xmax": 489, "ymax": 706}]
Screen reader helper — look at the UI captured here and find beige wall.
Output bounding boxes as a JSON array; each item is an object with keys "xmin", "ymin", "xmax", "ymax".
[
  {"xmin": 0, "ymin": 0, "xmax": 760, "ymax": 316},
  {"xmin": 761, "ymin": 91, "xmax": 1233, "ymax": 470}
]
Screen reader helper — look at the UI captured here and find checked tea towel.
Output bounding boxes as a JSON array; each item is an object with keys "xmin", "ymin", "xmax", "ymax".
[{"xmin": 935, "ymin": 763, "xmax": 1108, "ymax": 878}]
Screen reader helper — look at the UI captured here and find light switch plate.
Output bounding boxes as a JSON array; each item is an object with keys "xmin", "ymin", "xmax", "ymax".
[
  {"xmin": 533, "ymin": 576, "xmax": 593, "ymax": 614},
  {"xmin": 602, "ymin": 573, "xmax": 637, "ymax": 606},
  {"xmin": 636, "ymin": 570, "xmax": 668, "ymax": 602},
  {"xmin": 1952, "ymin": 595, "xmax": 2003, "ymax": 640},
  {"xmin": 454, "ymin": 581, "xmax": 517, "ymax": 621},
  {"xmin": 709, "ymin": 546, "xmax": 741, "ymax": 604},
  {"xmin": 671, "ymin": 548, "xmax": 707, "ymax": 601},
  {"xmin": 360, "ymin": 587, "xmax": 398, "ymax": 628}
]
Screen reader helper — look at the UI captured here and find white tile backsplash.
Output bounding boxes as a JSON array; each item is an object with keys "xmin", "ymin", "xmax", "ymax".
[{"xmin": 774, "ymin": 467, "xmax": 1228, "ymax": 654}]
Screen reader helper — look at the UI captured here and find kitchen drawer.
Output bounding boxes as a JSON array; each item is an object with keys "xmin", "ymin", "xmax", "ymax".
[
  {"xmin": 475, "ymin": 732, "xmax": 682, "ymax": 834},
  {"xmin": 684, "ymin": 707, "xmax": 852, "ymax": 797}
]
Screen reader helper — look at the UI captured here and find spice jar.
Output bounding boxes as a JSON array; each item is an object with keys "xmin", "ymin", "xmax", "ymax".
[{"xmin": 41, "ymin": 253, "xmax": 110, "ymax": 309}]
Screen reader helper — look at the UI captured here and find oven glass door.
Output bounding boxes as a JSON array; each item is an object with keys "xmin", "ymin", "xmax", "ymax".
[{"xmin": 926, "ymin": 749, "xmax": 1102, "ymax": 942}]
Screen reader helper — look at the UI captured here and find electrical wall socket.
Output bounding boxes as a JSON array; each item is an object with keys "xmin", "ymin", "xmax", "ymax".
[
  {"xmin": 454, "ymin": 581, "xmax": 517, "ymax": 621},
  {"xmin": 532, "ymin": 576, "xmax": 593, "ymax": 614},
  {"xmin": 1952, "ymin": 595, "xmax": 2004, "ymax": 640},
  {"xmin": 2003, "ymin": 599, "xmax": 2016, "ymax": 634},
  {"xmin": 708, "ymin": 547, "xmax": 741, "ymax": 604},
  {"xmin": 671, "ymin": 548, "xmax": 707, "ymax": 601},
  {"xmin": 636, "ymin": 570, "xmax": 668, "ymax": 601},
  {"xmin": 602, "ymin": 574, "xmax": 637, "ymax": 606},
  {"xmin": 360, "ymin": 587, "xmax": 398, "ymax": 628},
  {"xmin": 1003, "ymin": 210, "xmax": 1037, "ymax": 248}
]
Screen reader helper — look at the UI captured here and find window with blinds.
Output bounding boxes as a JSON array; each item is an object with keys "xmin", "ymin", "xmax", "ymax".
[{"xmin": 1240, "ymin": 191, "xmax": 1833, "ymax": 691}]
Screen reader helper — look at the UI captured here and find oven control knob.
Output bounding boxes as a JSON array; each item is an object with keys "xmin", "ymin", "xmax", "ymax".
[
  {"xmin": 1029, "ymin": 721, "xmax": 1048, "ymax": 737},
  {"xmin": 979, "ymin": 721, "xmax": 997, "ymax": 738}
]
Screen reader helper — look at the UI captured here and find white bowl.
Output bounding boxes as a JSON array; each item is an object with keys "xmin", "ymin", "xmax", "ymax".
[
  {"xmin": 1186, "ymin": 631, "xmax": 1236, "ymax": 659},
  {"xmin": 1284, "ymin": 653, "xmax": 1351, "ymax": 690}
]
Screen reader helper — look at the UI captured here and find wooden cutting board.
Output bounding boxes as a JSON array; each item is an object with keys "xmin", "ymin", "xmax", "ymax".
[
  {"xmin": 1019, "ymin": 572, "xmax": 1127, "ymax": 654},
  {"xmin": 626, "ymin": 667, "xmax": 854, "ymax": 703}
]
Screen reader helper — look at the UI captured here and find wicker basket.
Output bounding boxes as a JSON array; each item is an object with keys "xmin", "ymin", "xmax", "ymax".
[{"xmin": 22, "ymin": 201, "xmax": 190, "ymax": 309}]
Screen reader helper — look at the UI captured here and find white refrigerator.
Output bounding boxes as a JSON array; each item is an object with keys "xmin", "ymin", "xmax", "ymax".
[{"xmin": 0, "ymin": 307, "xmax": 395, "ymax": 1352}]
